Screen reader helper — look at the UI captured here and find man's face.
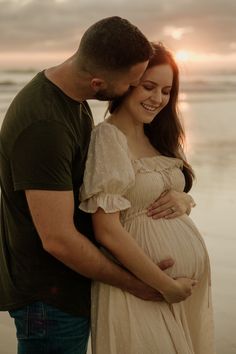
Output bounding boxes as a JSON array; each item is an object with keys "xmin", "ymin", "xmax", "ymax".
[{"xmin": 94, "ymin": 60, "xmax": 149, "ymax": 101}]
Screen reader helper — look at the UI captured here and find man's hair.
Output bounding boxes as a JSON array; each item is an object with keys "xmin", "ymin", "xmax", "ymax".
[{"xmin": 77, "ymin": 16, "xmax": 153, "ymax": 73}]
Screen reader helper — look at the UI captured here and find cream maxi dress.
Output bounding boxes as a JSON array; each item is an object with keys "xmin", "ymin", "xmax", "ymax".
[{"xmin": 79, "ymin": 122, "xmax": 215, "ymax": 354}]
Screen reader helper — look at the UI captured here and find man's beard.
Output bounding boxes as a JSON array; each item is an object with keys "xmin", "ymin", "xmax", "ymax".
[{"xmin": 94, "ymin": 87, "xmax": 129, "ymax": 101}]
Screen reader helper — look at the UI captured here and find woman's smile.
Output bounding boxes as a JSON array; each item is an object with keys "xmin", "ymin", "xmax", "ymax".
[{"xmin": 141, "ymin": 102, "xmax": 159, "ymax": 112}]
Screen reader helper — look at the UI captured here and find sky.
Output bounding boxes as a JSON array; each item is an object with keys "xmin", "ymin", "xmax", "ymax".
[{"xmin": 0, "ymin": 0, "xmax": 236, "ymax": 71}]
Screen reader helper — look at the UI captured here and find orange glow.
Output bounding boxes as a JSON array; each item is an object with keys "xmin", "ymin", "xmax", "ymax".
[
  {"xmin": 0, "ymin": 51, "xmax": 71, "ymax": 69},
  {"xmin": 174, "ymin": 49, "xmax": 236, "ymax": 65}
]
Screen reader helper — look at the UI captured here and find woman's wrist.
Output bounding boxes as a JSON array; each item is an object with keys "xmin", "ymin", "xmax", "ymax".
[{"xmin": 155, "ymin": 271, "xmax": 175, "ymax": 294}]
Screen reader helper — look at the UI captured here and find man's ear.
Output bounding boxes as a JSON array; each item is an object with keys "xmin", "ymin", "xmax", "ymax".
[{"xmin": 90, "ymin": 78, "xmax": 107, "ymax": 92}]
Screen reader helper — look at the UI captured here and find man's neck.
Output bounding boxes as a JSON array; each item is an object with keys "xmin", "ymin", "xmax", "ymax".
[{"xmin": 44, "ymin": 57, "xmax": 94, "ymax": 102}]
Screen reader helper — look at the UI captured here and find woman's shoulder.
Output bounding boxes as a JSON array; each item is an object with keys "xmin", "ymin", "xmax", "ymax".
[{"xmin": 92, "ymin": 120, "xmax": 128, "ymax": 146}]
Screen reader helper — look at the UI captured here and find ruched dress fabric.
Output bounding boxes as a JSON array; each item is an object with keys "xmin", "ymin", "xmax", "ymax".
[{"xmin": 79, "ymin": 122, "xmax": 215, "ymax": 354}]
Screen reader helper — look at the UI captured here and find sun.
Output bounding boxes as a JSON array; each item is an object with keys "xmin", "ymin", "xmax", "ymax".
[{"xmin": 175, "ymin": 50, "xmax": 192, "ymax": 62}]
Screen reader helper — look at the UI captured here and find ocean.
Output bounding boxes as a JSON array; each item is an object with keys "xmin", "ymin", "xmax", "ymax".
[{"xmin": 0, "ymin": 69, "xmax": 236, "ymax": 354}]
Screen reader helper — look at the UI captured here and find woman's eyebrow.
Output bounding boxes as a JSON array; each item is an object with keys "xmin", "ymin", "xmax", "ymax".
[
  {"xmin": 141, "ymin": 80, "xmax": 172, "ymax": 88},
  {"xmin": 141, "ymin": 80, "xmax": 157, "ymax": 85}
]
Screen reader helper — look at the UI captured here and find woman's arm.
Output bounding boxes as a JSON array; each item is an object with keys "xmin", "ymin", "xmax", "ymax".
[{"xmin": 92, "ymin": 208, "xmax": 197, "ymax": 303}]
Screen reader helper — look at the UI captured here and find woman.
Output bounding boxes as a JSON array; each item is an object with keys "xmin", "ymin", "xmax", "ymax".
[{"xmin": 80, "ymin": 43, "xmax": 215, "ymax": 353}]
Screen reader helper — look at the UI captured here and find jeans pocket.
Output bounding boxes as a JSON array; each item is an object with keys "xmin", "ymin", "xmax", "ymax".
[
  {"xmin": 9, "ymin": 302, "xmax": 47, "ymax": 339},
  {"xmin": 9, "ymin": 306, "xmax": 29, "ymax": 339}
]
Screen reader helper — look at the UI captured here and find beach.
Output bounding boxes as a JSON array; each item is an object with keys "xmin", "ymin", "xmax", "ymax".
[{"xmin": 0, "ymin": 70, "xmax": 236, "ymax": 354}]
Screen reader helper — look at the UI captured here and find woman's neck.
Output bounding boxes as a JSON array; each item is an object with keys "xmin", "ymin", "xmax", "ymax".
[
  {"xmin": 107, "ymin": 109, "xmax": 160, "ymax": 159},
  {"xmin": 108, "ymin": 110, "xmax": 145, "ymax": 140}
]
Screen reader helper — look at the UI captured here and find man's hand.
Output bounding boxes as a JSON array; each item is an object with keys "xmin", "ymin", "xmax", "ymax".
[
  {"xmin": 147, "ymin": 190, "xmax": 196, "ymax": 219},
  {"xmin": 127, "ymin": 258, "xmax": 175, "ymax": 301}
]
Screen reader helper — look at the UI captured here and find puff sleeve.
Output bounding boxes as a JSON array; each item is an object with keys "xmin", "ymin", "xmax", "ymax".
[{"xmin": 79, "ymin": 123, "xmax": 135, "ymax": 213}]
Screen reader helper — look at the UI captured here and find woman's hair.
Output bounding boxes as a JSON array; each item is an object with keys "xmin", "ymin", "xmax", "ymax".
[{"xmin": 108, "ymin": 42, "xmax": 195, "ymax": 192}]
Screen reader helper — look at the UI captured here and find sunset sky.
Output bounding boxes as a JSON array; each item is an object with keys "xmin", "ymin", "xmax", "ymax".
[{"xmin": 1, "ymin": 0, "xmax": 236, "ymax": 71}]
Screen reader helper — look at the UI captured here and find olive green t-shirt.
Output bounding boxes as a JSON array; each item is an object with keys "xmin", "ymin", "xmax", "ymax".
[{"xmin": 0, "ymin": 71, "xmax": 94, "ymax": 316}]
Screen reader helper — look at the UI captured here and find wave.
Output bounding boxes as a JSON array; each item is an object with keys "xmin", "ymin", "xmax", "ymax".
[
  {"xmin": 1, "ymin": 71, "xmax": 236, "ymax": 94},
  {"xmin": 180, "ymin": 80, "xmax": 236, "ymax": 93},
  {"xmin": 0, "ymin": 69, "xmax": 37, "ymax": 74},
  {"xmin": 0, "ymin": 80, "xmax": 19, "ymax": 86}
]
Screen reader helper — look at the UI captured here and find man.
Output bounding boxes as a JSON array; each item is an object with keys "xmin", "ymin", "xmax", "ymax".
[{"xmin": 0, "ymin": 16, "xmax": 174, "ymax": 354}]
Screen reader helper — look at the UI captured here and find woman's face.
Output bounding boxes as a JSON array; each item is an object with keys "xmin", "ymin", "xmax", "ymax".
[{"xmin": 122, "ymin": 64, "xmax": 173, "ymax": 124}]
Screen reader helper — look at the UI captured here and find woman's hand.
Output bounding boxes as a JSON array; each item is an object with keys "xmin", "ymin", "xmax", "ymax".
[
  {"xmin": 147, "ymin": 189, "xmax": 196, "ymax": 219},
  {"xmin": 162, "ymin": 277, "xmax": 198, "ymax": 303}
]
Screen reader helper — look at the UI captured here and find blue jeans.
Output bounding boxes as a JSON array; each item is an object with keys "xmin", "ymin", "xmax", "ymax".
[{"xmin": 9, "ymin": 301, "xmax": 90, "ymax": 354}]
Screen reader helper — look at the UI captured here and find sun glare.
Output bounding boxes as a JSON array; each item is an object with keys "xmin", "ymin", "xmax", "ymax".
[{"xmin": 175, "ymin": 50, "xmax": 192, "ymax": 62}]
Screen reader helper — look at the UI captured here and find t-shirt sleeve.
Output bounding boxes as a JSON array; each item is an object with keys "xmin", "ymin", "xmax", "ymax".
[
  {"xmin": 79, "ymin": 123, "xmax": 135, "ymax": 213},
  {"xmin": 10, "ymin": 120, "xmax": 75, "ymax": 191}
]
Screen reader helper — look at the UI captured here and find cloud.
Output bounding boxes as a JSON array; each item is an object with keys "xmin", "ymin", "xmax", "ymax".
[
  {"xmin": 0, "ymin": 0, "xmax": 236, "ymax": 56},
  {"xmin": 163, "ymin": 26, "xmax": 194, "ymax": 40}
]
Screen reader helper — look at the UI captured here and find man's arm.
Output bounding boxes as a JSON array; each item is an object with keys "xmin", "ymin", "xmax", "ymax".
[{"xmin": 25, "ymin": 189, "xmax": 172, "ymax": 301}]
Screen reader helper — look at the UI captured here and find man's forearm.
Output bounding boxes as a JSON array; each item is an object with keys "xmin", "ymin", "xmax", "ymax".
[
  {"xmin": 44, "ymin": 226, "xmax": 141, "ymax": 291},
  {"xmin": 43, "ymin": 226, "xmax": 167, "ymax": 301}
]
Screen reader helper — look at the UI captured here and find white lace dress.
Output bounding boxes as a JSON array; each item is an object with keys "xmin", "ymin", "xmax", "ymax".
[{"xmin": 79, "ymin": 122, "xmax": 215, "ymax": 354}]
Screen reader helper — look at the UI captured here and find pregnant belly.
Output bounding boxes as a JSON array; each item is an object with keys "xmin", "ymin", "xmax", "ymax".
[{"xmin": 124, "ymin": 214, "xmax": 207, "ymax": 281}]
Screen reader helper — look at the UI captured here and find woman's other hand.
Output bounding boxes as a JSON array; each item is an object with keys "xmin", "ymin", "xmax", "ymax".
[{"xmin": 147, "ymin": 189, "xmax": 196, "ymax": 219}]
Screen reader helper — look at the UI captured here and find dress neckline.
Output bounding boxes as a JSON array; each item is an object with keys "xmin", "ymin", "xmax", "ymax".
[{"xmin": 102, "ymin": 120, "xmax": 182, "ymax": 163}]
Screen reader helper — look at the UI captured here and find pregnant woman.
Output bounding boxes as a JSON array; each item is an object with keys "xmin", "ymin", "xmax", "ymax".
[{"xmin": 80, "ymin": 43, "xmax": 215, "ymax": 353}]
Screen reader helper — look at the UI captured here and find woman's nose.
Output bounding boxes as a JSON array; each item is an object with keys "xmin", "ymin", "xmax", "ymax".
[{"xmin": 150, "ymin": 89, "xmax": 162, "ymax": 104}]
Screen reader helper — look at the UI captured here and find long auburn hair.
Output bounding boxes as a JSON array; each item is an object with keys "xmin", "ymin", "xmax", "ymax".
[{"xmin": 108, "ymin": 43, "xmax": 195, "ymax": 192}]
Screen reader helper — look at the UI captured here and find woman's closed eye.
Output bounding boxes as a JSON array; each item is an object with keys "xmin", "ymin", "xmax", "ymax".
[
  {"xmin": 142, "ymin": 84, "xmax": 155, "ymax": 91},
  {"xmin": 142, "ymin": 84, "xmax": 171, "ymax": 96},
  {"xmin": 162, "ymin": 90, "xmax": 171, "ymax": 96}
]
